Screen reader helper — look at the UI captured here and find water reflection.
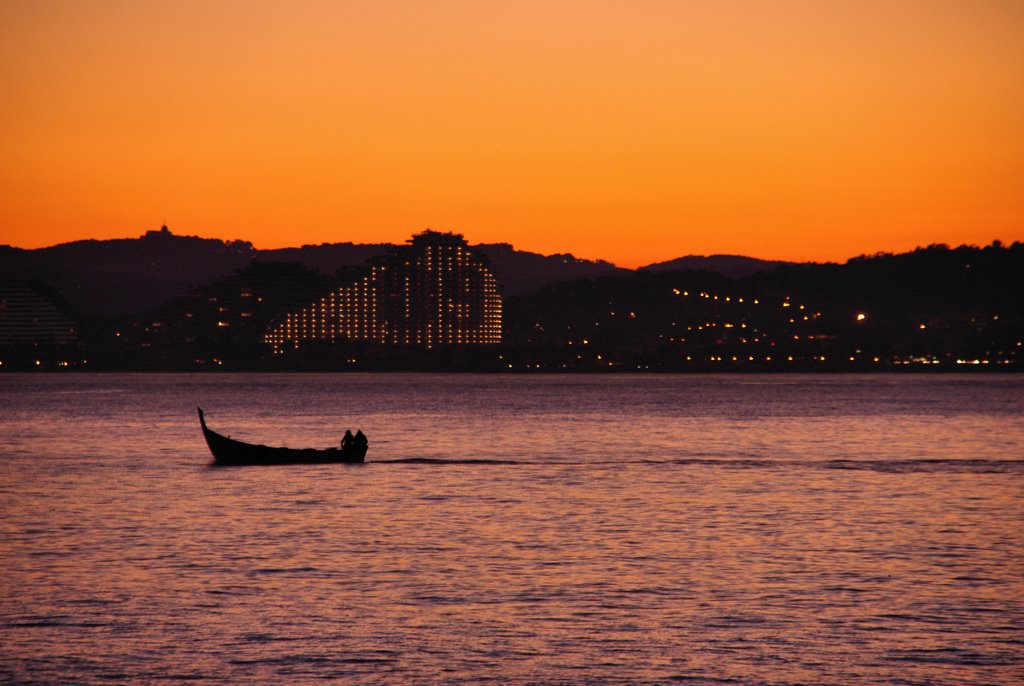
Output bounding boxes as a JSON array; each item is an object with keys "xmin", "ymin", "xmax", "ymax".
[{"xmin": 1, "ymin": 374, "xmax": 1022, "ymax": 684}]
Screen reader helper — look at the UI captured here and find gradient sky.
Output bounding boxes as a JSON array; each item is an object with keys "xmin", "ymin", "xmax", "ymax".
[{"xmin": 2, "ymin": 1, "xmax": 1021, "ymax": 267}]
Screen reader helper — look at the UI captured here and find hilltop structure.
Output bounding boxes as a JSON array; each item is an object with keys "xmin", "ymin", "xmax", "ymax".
[{"xmin": 264, "ymin": 231, "xmax": 502, "ymax": 351}]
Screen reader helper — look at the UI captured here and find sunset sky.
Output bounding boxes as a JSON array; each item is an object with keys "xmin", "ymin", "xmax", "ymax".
[{"xmin": 2, "ymin": 1, "xmax": 1021, "ymax": 268}]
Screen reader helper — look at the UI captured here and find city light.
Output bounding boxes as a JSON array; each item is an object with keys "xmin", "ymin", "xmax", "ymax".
[{"xmin": 265, "ymin": 231, "xmax": 502, "ymax": 352}]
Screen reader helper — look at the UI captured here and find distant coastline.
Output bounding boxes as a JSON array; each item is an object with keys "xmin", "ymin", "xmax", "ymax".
[{"xmin": 1, "ymin": 231, "xmax": 1020, "ymax": 373}]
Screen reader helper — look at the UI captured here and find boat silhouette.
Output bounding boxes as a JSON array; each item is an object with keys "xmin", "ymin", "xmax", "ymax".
[{"xmin": 198, "ymin": 407, "xmax": 367, "ymax": 465}]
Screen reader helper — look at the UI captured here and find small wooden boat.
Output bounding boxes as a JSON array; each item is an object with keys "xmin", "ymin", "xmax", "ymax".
[{"xmin": 198, "ymin": 407, "xmax": 367, "ymax": 465}]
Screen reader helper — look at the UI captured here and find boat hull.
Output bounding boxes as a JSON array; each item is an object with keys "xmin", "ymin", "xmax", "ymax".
[{"xmin": 198, "ymin": 408, "xmax": 367, "ymax": 466}]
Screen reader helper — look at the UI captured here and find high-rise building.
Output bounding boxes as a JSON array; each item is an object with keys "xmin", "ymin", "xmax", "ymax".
[
  {"xmin": 264, "ymin": 231, "xmax": 502, "ymax": 351},
  {"xmin": 0, "ymin": 280, "xmax": 78, "ymax": 347}
]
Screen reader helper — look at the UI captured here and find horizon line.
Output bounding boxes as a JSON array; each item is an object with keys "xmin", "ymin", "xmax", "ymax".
[{"xmin": 2, "ymin": 225, "xmax": 1018, "ymax": 272}]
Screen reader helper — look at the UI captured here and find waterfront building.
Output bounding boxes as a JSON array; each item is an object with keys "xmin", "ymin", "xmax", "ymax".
[
  {"xmin": 264, "ymin": 231, "xmax": 502, "ymax": 351},
  {"xmin": 0, "ymin": 280, "xmax": 78, "ymax": 347}
]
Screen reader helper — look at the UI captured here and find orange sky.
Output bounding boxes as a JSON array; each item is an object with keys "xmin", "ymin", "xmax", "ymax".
[{"xmin": 1, "ymin": 1, "xmax": 1021, "ymax": 268}]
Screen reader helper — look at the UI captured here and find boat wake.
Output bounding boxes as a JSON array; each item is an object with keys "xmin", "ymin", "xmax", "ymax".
[
  {"xmin": 365, "ymin": 457, "xmax": 1023, "ymax": 473},
  {"xmin": 373, "ymin": 457, "xmax": 525, "ymax": 465}
]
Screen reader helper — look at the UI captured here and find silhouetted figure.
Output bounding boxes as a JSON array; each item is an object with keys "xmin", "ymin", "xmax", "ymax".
[
  {"xmin": 354, "ymin": 430, "xmax": 368, "ymax": 451},
  {"xmin": 341, "ymin": 429, "xmax": 354, "ymax": 450}
]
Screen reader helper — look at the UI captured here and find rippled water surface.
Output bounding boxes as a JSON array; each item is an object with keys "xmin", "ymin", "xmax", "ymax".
[{"xmin": 2, "ymin": 373, "xmax": 1023, "ymax": 684}]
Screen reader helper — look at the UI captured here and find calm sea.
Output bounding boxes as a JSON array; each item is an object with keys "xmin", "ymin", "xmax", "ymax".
[{"xmin": 1, "ymin": 373, "xmax": 1022, "ymax": 685}]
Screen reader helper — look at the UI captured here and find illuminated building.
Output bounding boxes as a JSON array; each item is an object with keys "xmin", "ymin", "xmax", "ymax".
[
  {"xmin": 265, "ymin": 231, "xmax": 502, "ymax": 351},
  {"xmin": 0, "ymin": 280, "xmax": 78, "ymax": 346}
]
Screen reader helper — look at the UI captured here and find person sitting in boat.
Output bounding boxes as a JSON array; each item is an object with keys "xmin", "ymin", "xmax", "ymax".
[
  {"xmin": 341, "ymin": 429, "xmax": 354, "ymax": 450},
  {"xmin": 354, "ymin": 430, "xmax": 368, "ymax": 449}
]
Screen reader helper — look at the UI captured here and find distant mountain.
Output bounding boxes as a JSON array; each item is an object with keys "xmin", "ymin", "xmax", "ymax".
[
  {"xmin": 258, "ymin": 242, "xmax": 392, "ymax": 274},
  {"xmin": 639, "ymin": 254, "xmax": 788, "ymax": 278},
  {"xmin": 0, "ymin": 226, "xmax": 826, "ymax": 320},
  {"xmin": 0, "ymin": 228, "xmax": 629, "ymax": 317},
  {"xmin": 473, "ymin": 243, "xmax": 629, "ymax": 295},
  {"xmin": 0, "ymin": 227, "xmax": 255, "ymax": 317}
]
